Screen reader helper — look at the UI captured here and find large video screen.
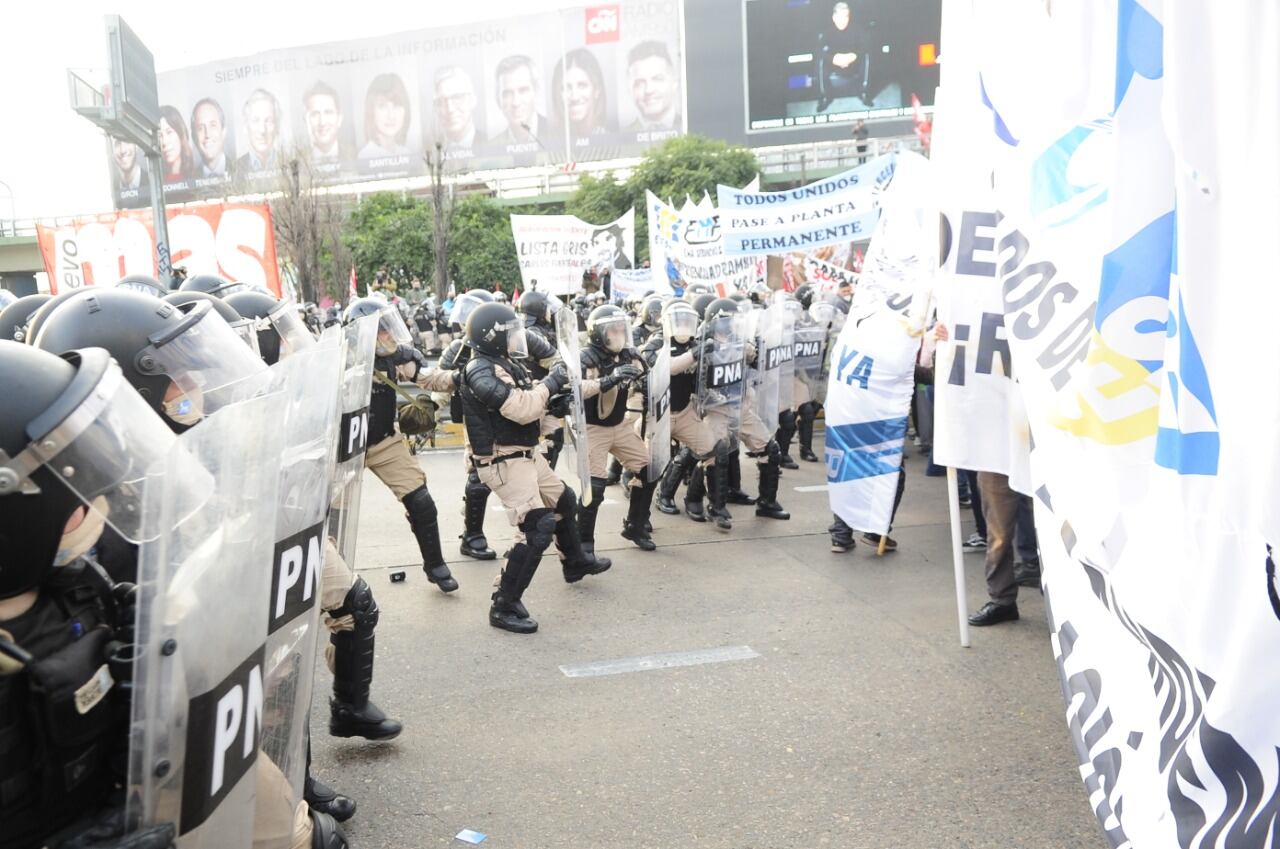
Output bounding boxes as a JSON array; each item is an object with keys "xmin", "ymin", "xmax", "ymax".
[
  {"xmin": 742, "ymin": 0, "xmax": 940, "ymax": 133},
  {"xmin": 110, "ymin": 1, "xmax": 683, "ymax": 209}
]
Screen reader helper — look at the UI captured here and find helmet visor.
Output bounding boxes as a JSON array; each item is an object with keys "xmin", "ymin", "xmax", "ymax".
[
  {"xmin": 667, "ymin": 308, "xmax": 698, "ymax": 342},
  {"xmin": 269, "ymin": 300, "xmax": 317, "ymax": 358},
  {"xmin": 504, "ymin": 321, "xmax": 529, "ymax": 359},
  {"xmin": 9, "ymin": 358, "xmax": 208, "ymax": 542},
  {"xmin": 141, "ymin": 302, "xmax": 269, "ymax": 418},
  {"xmin": 378, "ymin": 307, "xmax": 414, "ymax": 348},
  {"xmin": 594, "ymin": 314, "xmax": 630, "ymax": 353},
  {"xmin": 449, "ymin": 293, "xmax": 487, "ymax": 328},
  {"xmin": 809, "ymin": 302, "xmax": 838, "ymax": 327}
]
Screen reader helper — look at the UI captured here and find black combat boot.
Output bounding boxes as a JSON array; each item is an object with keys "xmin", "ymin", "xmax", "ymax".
[
  {"xmin": 705, "ymin": 460, "xmax": 733, "ymax": 530},
  {"xmin": 555, "ymin": 488, "xmax": 612, "ymax": 582},
  {"xmin": 798, "ymin": 402, "xmax": 820, "ymax": 463},
  {"xmin": 459, "ymin": 472, "xmax": 496, "ymax": 560},
  {"xmin": 754, "ymin": 459, "xmax": 791, "ymax": 520},
  {"xmin": 577, "ymin": 477, "xmax": 608, "ymax": 557},
  {"xmin": 404, "ymin": 485, "xmax": 458, "ymax": 592},
  {"xmin": 656, "ymin": 448, "xmax": 692, "ymax": 514},
  {"xmin": 621, "ymin": 470, "xmax": 658, "ymax": 551},
  {"xmin": 310, "ymin": 810, "xmax": 350, "ymax": 849},
  {"xmin": 776, "ymin": 409, "xmax": 799, "ymax": 469},
  {"xmin": 490, "ymin": 543, "xmax": 541, "ymax": 634},
  {"xmin": 726, "ymin": 450, "xmax": 756, "ymax": 505},
  {"xmin": 684, "ymin": 464, "xmax": 707, "ymax": 522},
  {"xmin": 330, "ymin": 578, "xmax": 404, "ymax": 740},
  {"xmin": 305, "ymin": 773, "xmax": 356, "ymax": 823}
]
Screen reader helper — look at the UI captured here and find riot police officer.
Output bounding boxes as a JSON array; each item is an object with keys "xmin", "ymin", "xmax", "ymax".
[
  {"xmin": 779, "ymin": 284, "xmax": 822, "ymax": 464},
  {"xmin": 0, "ymin": 341, "xmax": 182, "ymax": 849},
  {"xmin": 458, "ymin": 302, "xmax": 611, "ymax": 634},
  {"xmin": 345, "ymin": 297, "xmax": 460, "ymax": 597},
  {"xmin": 516, "ymin": 289, "xmax": 569, "ymax": 469},
  {"xmin": 576, "ymin": 305, "xmax": 656, "ymax": 551}
]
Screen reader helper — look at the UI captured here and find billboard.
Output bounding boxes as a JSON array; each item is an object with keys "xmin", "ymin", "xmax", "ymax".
[
  {"xmin": 36, "ymin": 203, "xmax": 282, "ymax": 295},
  {"xmin": 112, "ymin": 2, "xmax": 683, "ymax": 208},
  {"xmin": 741, "ymin": 0, "xmax": 939, "ymax": 134}
]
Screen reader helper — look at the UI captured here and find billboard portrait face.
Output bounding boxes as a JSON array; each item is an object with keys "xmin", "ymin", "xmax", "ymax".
[
  {"xmin": 242, "ymin": 90, "xmax": 281, "ymax": 162},
  {"xmin": 553, "ymin": 47, "xmax": 611, "ymax": 138},
  {"xmin": 626, "ymin": 41, "xmax": 679, "ymax": 130},
  {"xmin": 191, "ymin": 99, "xmax": 229, "ymax": 173},
  {"xmin": 360, "ymin": 73, "xmax": 412, "ymax": 156},
  {"xmin": 494, "ymin": 55, "xmax": 539, "ymax": 141},
  {"xmin": 303, "ymin": 82, "xmax": 345, "ymax": 158},
  {"xmin": 433, "ymin": 66, "xmax": 478, "ymax": 147},
  {"xmin": 112, "ymin": 136, "xmax": 138, "ymax": 176}
]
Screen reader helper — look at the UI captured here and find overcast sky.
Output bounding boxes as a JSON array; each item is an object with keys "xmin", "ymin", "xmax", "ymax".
[{"xmin": 0, "ymin": 0, "xmax": 571, "ymax": 221}]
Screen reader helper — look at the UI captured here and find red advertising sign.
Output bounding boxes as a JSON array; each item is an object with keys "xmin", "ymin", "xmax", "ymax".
[
  {"xmin": 584, "ymin": 5, "xmax": 621, "ymax": 44},
  {"xmin": 36, "ymin": 202, "xmax": 282, "ymax": 296}
]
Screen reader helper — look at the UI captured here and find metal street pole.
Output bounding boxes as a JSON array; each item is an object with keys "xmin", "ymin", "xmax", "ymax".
[
  {"xmin": 0, "ymin": 180, "xmax": 15, "ymax": 237},
  {"xmin": 144, "ymin": 148, "xmax": 173, "ymax": 287}
]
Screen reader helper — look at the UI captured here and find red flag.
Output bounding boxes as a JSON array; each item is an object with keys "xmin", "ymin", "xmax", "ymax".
[
  {"xmin": 910, "ymin": 93, "xmax": 932, "ymax": 153},
  {"xmin": 348, "ymin": 264, "xmax": 357, "ymax": 300}
]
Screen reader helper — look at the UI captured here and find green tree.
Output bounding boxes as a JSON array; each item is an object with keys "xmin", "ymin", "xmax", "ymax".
[
  {"xmin": 448, "ymin": 195, "xmax": 523, "ymax": 296},
  {"xmin": 343, "ymin": 192, "xmax": 433, "ymax": 296},
  {"xmin": 564, "ymin": 171, "xmax": 632, "ymax": 226}
]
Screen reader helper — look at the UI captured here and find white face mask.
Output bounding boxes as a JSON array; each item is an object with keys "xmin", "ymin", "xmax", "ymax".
[
  {"xmin": 163, "ymin": 386, "xmax": 205, "ymax": 426},
  {"xmin": 376, "ymin": 336, "xmax": 398, "ymax": 356},
  {"xmin": 53, "ymin": 496, "xmax": 108, "ymax": 567}
]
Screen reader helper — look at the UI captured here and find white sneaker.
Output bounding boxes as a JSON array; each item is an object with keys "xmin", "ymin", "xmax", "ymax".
[{"xmin": 963, "ymin": 533, "xmax": 987, "ymax": 550}]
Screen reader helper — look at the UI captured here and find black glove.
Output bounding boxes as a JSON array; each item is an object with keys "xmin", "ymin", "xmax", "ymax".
[
  {"xmin": 546, "ymin": 390, "xmax": 573, "ymax": 418},
  {"xmin": 451, "ymin": 369, "xmax": 463, "ymax": 390},
  {"xmin": 600, "ymin": 364, "xmax": 643, "ymax": 391},
  {"xmin": 700, "ymin": 338, "xmax": 718, "ymax": 357},
  {"xmin": 541, "ymin": 364, "xmax": 570, "ymax": 395},
  {"xmin": 53, "ymin": 807, "xmax": 175, "ymax": 849}
]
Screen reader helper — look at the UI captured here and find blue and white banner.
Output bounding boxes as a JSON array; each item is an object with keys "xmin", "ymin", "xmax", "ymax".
[
  {"xmin": 716, "ymin": 155, "xmax": 896, "ymax": 256},
  {"xmin": 647, "ymin": 189, "xmax": 765, "ymax": 293},
  {"xmin": 934, "ymin": 0, "xmax": 1280, "ymax": 845}
]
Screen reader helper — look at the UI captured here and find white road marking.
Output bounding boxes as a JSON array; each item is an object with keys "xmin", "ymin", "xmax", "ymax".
[
  {"xmin": 560, "ymin": 645, "xmax": 760, "ymax": 678},
  {"xmin": 793, "ymin": 484, "xmax": 829, "ymax": 492}
]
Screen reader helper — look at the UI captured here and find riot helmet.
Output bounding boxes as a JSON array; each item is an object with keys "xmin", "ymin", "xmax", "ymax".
[
  {"xmin": 684, "ymin": 282, "xmax": 714, "ymax": 300},
  {"xmin": 448, "ymin": 289, "xmax": 495, "ymax": 331},
  {"xmin": 179, "ymin": 273, "xmax": 247, "ymax": 298},
  {"xmin": 793, "ymin": 283, "xmax": 815, "ymax": 311},
  {"xmin": 224, "ymin": 290, "xmax": 315, "ymax": 366},
  {"xmin": 704, "ymin": 297, "xmax": 742, "ymax": 325},
  {"xmin": 587, "ymin": 304, "xmax": 631, "ymax": 354},
  {"xmin": 164, "ymin": 290, "xmax": 260, "ymax": 355},
  {"xmin": 32, "ymin": 289, "xmax": 267, "ymax": 430},
  {"xmin": 115, "ymin": 274, "xmax": 169, "ymax": 298},
  {"xmin": 662, "ymin": 300, "xmax": 699, "ymax": 344},
  {"xmin": 690, "ymin": 292, "xmax": 716, "ymax": 319},
  {"xmin": 516, "ymin": 290, "xmax": 563, "ymax": 329},
  {"xmin": 0, "ymin": 293, "xmax": 51, "ymax": 343},
  {"xmin": 639, "ymin": 295, "xmax": 664, "ymax": 329},
  {"xmin": 345, "ymin": 297, "xmax": 413, "ymax": 357},
  {"xmin": 23, "ymin": 290, "xmax": 95, "ymax": 346},
  {"xmin": 0, "ymin": 343, "xmax": 192, "ymax": 594},
  {"xmin": 466, "ymin": 302, "xmax": 528, "ymax": 359},
  {"xmin": 493, "ymin": 289, "xmax": 510, "ymax": 303}
]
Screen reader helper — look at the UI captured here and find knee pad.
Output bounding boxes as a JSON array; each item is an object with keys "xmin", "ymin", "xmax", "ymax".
[
  {"xmin": 556, "ymin": 485, "xmax": 578, "ymax": 517},
  {"xmin": 520, "ymin": 507, "xmax": 558, "ymax": 553},
  {"xmin": 766, "ymin": 438, "xmax": 782, "ymax": 464},
  {"xmin": 714, "ymin": 438, "xmax": 733, "ymax": 467},
  {"xmin": 403, "ymin": 485, "xmax": 437, "ymax": 523},
  {"xmin": 778, "ymin": 409, "xmax": 796, "ymax": 430},
  {"xmin": 332, "ymin": 577, "xmax": 379, "ymax": 633},
  {"xmin": 464, "ymin": 473, "xmax": 490, "ymax": 501},
  {"xmin": 589, "ymin": 477, "xmax": 608, "ymax": 503},
  {"xmin": 801, "ymin": 401, "xmax": 820, "ymax": 419}
]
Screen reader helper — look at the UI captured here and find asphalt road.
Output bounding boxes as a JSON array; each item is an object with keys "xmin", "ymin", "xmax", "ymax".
[{"xmin": 311, "ymin": 436, "xmax": 1104, "ymax": 849}]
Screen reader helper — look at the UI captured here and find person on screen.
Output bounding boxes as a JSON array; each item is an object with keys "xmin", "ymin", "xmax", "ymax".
[
  {"xmin": 303, "ymin": 81, "xmax": 351, "ymax": 163},
  {"xmin": 625, "ymin": 41, "xmax": 680, "ymax": 133},
  {"xmin": 158, "ymin": 105, "xmax": 195, "ymax": 183},
  {"xmin": 552, "ymin": 48, "xmax": 613, "ymax": 140},
  {"xmin": 490, "ymin": 54, "xmax": 558, "ymax": 147},
  {"xmin": 236, "ymin": 89, "xmax": 281, "ymax": 172},
  {"xmin": 359, "ymin": 73, "xmax": 412, "ymax": 159},
  {"xmin": 432, "ymin": 66, "xmax": 478, "ymax": 153},
  {"xmin": 815, "ymin": 0, "xmax": 872, "ymax": 112},
  {"xmin": 110, "ymin": 136, "xmax": 150, "ymax": 206},
  {"xmin": 190, "ymin": 97, "xmax": 232, "ymax": 179},
  {"xmin": 590, "ymin": 224, "xmax": 632, "ymax": 271}
]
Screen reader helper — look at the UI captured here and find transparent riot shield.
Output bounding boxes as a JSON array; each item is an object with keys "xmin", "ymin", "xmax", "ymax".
[
  {"xmin": 129, "ymin": 389, "xmax": 289, "ymax": 848},
  {"xmin": 777, "ymin": 303, "xmax": 797, "ymax": 413},
  {"xmin": 696, "ymin": 311, "xmax": 747, "ymax": 444},
  {"xmin": 257, "ymin": 334, "xmax": 342, "ymax": 849},
  {"xmin": 753, "ymin": 303, "xmax": 787, "ymax": 434},
  {"xmin": 645, "ymin": 340, "xmax": 671, "ymax": 482},
  {"xmin": 794, "ymin": 320, "xmax": 830, "ymax": 406},
  {"xmin": 555, "ymin": 306, "xmax": 592, "ymax": 505},
  {"xmin": 329, "ymin": 313, "xmax": 379, "ymax": 569}
]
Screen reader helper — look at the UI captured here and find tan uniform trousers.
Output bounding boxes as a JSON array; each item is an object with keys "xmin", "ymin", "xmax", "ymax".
[
  {"xmin": 586, "ymin": 420, "xmax": 650, "ymax": 479},
  {"xmin": 476, "ymin": 449, "xmax": 566, "ymax": 544},
  {"xmin": 366, "ymin": 434, "xmax": 426, "ymax": 500},
  {"xmin": 252, "ymin": 755, "xmax": 311, "ymax": 849},
  {"xmin": 320, "ymin": 538, "xmax": 357, "ymax": 673},
  {"xmin": 670, "ymin": 404, "xmax": 717, "ymax": 459},
  {"xmin": 705, "ymin": 396, "xmax": 771, "ymax": 454}
]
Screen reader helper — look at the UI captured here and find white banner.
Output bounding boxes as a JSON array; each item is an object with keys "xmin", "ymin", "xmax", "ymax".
[
  {"xmin": 716, "ymin": 155, "xmax": 895, "ymax": 256},
  {"xmin": 936, "ymin": 0, "xmax": 1280, "ymax": 845},
  {"xmin": 646, "ymin": 190, "xmax": 764, "ymax": 294},
  {"xmin": 802, "ymin": 255, "xmax": 858, "ymax": 293},
  {"xmin": 510, "ymin": 209, "xmax": 635, "ymax": 296},
  {"xmin": 609, "ymin": 267, "xmax": 668, "ymax": 302}
]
